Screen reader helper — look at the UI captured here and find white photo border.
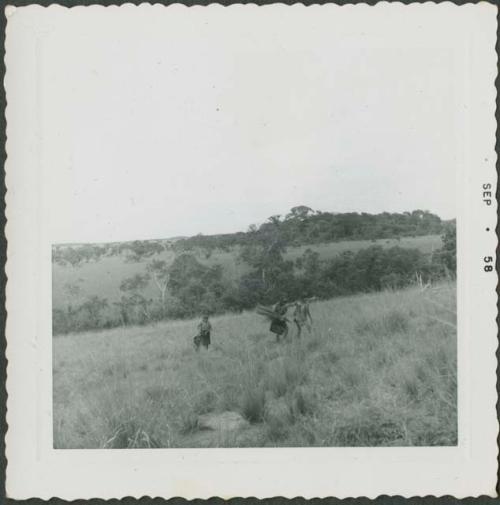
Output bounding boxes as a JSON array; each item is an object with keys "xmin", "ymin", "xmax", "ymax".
[{"xmin": 4, "ymin": 2, "xmax": 499, "ymax": 499}]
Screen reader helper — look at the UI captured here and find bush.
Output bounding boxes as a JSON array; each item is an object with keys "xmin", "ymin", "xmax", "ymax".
[
  {"xmin": 240, "ymin": 383, "xmax": 266, "ymax": 423},
  {"xmin": 53, "ymin": 308, "xmax": 71, "ymax": 335},
  {"xmin": 264, "ymin": 397, "xmax": 293, "ymax": 441}
]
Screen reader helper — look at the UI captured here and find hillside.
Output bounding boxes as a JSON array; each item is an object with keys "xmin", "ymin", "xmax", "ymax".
[
  {"xmin": 52, "ymin": 206, "xmax": 456, "ymax": 335},
  {"xmin": 52, "ymin": 234, "xmax": 443, "ymax": 308},
  {"xmin": 53, "ymin": 281, "xmax": 457, "ymax": 448},
  {"xmin": 51, "ymin": 209, "xmax": 451, "ymax": 268}
]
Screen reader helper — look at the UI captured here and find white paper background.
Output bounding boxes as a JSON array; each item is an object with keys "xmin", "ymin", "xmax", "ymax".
[{"xmin": 5, "ymin": 2, "xmax": 498, "ymax": 499}]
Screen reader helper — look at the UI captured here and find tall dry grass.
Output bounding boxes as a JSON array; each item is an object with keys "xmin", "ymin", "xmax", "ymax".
[{"xmin": 53, "ymin": 281, "xmax": 457, "ymax": 448}]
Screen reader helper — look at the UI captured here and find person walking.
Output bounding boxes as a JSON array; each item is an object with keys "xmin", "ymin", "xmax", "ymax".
[
  {"xmin": 194, "ymin": 314, "xmax": 212, "ymax": 350},
  {"xmin": 293, "ymin": 298, "xmax": 313, "ymax": 338},
  {"xmin": 269, "ymin": 299, "xmax": 289, "ymax": 342}
]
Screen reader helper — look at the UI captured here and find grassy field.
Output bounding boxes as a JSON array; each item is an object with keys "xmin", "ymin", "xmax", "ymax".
[
  {"xmin": 53, "ymin": 281, "xmax": 457, "ymax": 448},
  {"xmin": 52, "ymin": 234, "xmax": 443, "ymax": 308}
]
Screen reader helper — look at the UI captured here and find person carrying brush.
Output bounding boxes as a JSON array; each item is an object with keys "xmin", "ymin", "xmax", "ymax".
[
  {"xmin": 256, "ymin": 298, "xmax": 294, "ymax": 342},
  {"xmin": 269, "ymin": 299, "xmax": 290, "ymax": 342}
]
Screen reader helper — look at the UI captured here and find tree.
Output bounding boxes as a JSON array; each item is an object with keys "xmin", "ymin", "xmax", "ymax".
[
  {"xmin": 123, "ymin": 240, "xmax": 164, "ymax": 263},
  {"xmin": 432, "ymin": 224, "xmax": 456, "ymax": 276},
  {"xmin": 120, "ymin": 273, "xmax": 150, "ymax": 292},
  {"xmin": 161, "ymin": 209, "xmax": 446, "ymax": 253},
  {"xmin": 118, "ymin": 273, "xmax": 152, "ymax": 324},
  {"xmin": 167, "ymin": 254, "xmax": 227, "ymax": 317},
  {"xmin": 295, "ymin": 248, "xmax": 322, "ymax": 297},
  {"xmin": 65, "ymin": 248, "xmax": 84, "ymax": 267},
  {"xmin": 267, "ymin": 214, "xmax": 282, "ymax": 225},
  {"xmin": 146, "ymin": 259, "xmax": 170, "ymax": 317},
  {"xmin": 168, "ymin": 255, "xmax": 206, "ymax": 295},
  {"xmin": 54, "ymin": 281, "xmax": 83, "ymax": 334},
  {"xmin": 286, "ymin": 205, "xmax": 314, "ymax": 221},
  {"xmin": 63, "ymin": 280, "xmax": 84, "ymax": 319},
  {"xmin": 79, "ymin": 296, "xmax": 109, "ymax": 329},
  {"xmin": 238, "ymin": 217, "xmax": 295, "ymax": 303},
  {"xmin": 442, "ymin": 225, "xmax": 457, "ymax": 272}
]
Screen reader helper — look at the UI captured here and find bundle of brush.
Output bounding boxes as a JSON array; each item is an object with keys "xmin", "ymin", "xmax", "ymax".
[{"xmin": 256, "ymin": 304, "xmax": 289, "ymax": 322}]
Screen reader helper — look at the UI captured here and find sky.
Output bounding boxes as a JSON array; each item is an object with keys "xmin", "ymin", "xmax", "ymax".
[{"xmin": 28, "ymin": 5, "xmax": 464, "ymax": 243}]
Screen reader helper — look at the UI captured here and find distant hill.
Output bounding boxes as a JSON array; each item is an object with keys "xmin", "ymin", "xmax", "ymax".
[
  {"xmin": 51, "ymin": 207, "xmax": 455, "ymax": 335},
  {"xmin": 52, "ymin": 208, "xmax": 452, "ymax": 268},
  {"xmin": 52, "ymin": 235, "xmax": 444, "ymax": 307}
]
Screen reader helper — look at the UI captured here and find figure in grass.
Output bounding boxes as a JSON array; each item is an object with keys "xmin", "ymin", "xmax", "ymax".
[
  {"xmin": 257, "ymin": 299, "xmax": 294, "ymax": 342},
  {"xmin": 293, "ymin": 298, "xmax": 313, "ymax": 338},
  {"xmin": 194, "ymin": 314, "xmax": 212, "ymax": 350}
]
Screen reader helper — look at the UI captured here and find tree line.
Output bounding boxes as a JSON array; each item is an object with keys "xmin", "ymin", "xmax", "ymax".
[
  {"xmin": 52, "ymin": 219, "xmax": 456, "ymax": 335},
  {"xmin": 176, "ymin": 207, "xmax": 447, "ymax": 253},
  {"xmin": 52, "ymin": 208, "xmax": 449, "ymax": 267}
]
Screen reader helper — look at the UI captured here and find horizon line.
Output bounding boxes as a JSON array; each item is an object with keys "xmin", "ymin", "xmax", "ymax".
[{"xmin": 51, "ymin": 208, "xmax": 456, "ymax": 248}]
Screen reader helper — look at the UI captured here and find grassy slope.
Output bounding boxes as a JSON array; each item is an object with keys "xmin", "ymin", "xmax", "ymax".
[
  {"xmin": 52, "ymin": 234, "xmax": 443, "ymax": 308},
  {"xmin": 53, "ymin": 281, "xmax": 456, "ymax": 448}
]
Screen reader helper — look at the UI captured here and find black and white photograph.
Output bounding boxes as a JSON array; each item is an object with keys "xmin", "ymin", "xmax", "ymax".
[
  {"xmin": 5, "ymin": 2, "xmax": 497, "ymax": 499},
  {"xmin": 48, "ymin": 5, "xmax": 461, "ymax": 450}
]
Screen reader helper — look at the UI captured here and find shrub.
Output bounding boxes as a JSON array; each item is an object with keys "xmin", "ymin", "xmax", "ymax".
[
  {"xmin": 264, "ymin": 397, "xmax": 292, "ymax": 441},
  {"xmin": 240, "ymin": 382, "xmax": 265, "ymax": 423},
  {"xmin": 52, "ymin": 308, "xmax": 70, "ymax": 335}
]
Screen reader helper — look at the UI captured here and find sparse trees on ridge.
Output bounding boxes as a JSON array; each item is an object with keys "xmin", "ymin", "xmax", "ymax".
[{"xmin": 52, "ymin": 208, "xmax": 456, "ymax": 334}]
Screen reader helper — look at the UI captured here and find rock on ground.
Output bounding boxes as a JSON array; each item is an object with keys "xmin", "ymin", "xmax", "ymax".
[{"xmin": 198, "ymin": 411, "xmax": 249, "ymax": 432}]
